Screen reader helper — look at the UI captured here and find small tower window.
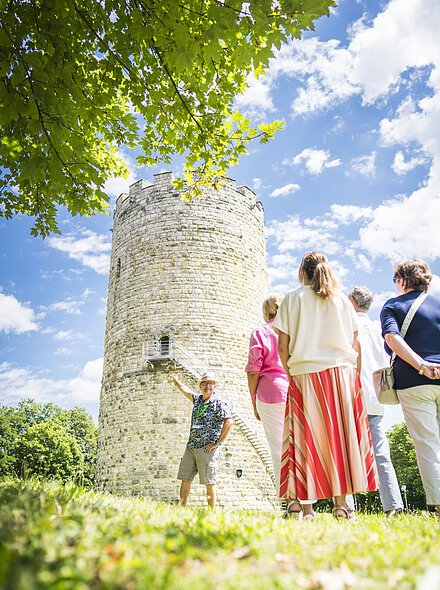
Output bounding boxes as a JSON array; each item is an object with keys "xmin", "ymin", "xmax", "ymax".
[{"xmin": 159, "ymin": 335, "xmax": 170, "ymax": 356}]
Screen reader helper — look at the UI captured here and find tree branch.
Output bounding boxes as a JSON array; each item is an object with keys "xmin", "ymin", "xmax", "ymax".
[{"xmin": 150, "ymin": 43, "xmax": 205, "ymax": 134}]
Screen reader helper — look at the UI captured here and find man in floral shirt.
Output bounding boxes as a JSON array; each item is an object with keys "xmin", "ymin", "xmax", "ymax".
[{"xmin": 170, "ymin": 371, "xmax": 233, "ymax": 508}]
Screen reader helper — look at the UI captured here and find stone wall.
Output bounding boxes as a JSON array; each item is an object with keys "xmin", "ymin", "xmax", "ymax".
[{"xmin": 96, "ymin": 172, "xmax": 278, "ymax": 510}]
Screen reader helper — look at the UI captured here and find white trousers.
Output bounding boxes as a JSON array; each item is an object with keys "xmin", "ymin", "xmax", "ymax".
[
  {"xmin": 256, "ymin": 398, "xmax": 314, "ymax": 504},
  {"xmin": 398, "ymin": 384, "xmax": 440, "ymax": 506}
]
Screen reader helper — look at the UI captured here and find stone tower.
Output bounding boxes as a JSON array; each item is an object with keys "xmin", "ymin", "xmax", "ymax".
[{"xmin": 96, "ymin": 172, "xmax": 277, "ymax": 509}]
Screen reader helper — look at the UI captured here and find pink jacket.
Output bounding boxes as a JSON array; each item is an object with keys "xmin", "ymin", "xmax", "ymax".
[{"xmin": 245, "ymin": 320, "xmax": 288, "ymax": 404}]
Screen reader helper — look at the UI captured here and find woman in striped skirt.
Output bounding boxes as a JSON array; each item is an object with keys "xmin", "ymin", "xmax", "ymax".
[{"xmin": 273, "ymin": 251, "xmax": 378, "ymax": 520}]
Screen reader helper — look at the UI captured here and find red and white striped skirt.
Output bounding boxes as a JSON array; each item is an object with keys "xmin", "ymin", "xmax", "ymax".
[{"xmin": 279, "ymin": 366, "xmax": 378, "ymax": 501}]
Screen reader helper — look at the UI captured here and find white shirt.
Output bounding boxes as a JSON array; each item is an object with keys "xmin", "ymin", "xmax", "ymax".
[
  {"xmin": 357, "ymin": 312, "xmax": 389, "ymax": 416},
  {"xmin": 273, "ymin": 286, "xmax": 359, "ymax": 376}
]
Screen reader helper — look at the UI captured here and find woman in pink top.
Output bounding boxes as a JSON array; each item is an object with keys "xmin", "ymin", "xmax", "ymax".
[{"xmin": 245, "ymin": 295, "xmax": 289, "ymax": 492}]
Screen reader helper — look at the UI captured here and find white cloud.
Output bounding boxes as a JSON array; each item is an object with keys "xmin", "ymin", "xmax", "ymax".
[
  {"xmin": 47, "ymin": 230, "xmax": 111, "ymax": 275},
  {"xmin": 283, "ymin": 148, "xmax": 341, "ymax": 175},
  {"xmin": 329, "ymin": 204, "xmax": 374, "ymax": 225},
  {"xmin": 252, "ymin": 177, "xmax": 263, "ymax": 190},
  {"xmin": 0, "ymin": 358, "xmax": 103, "ymax": 413},
  {"xmin": 429, "ymin": 274, "xmax": 440, "ymax": 295},
  {"xmin": 104, "ymin": 150, "xmax": 139, "ymax": 198},
  {"xmin": 49, "ymin": 300, "xmax": 83, "ymax": 316},
  {"xmin": 392, "ymin": 151, "xmax": 429, "ymax": 175},
  {"xmin": 235, "ymin": 72, "xmax": 275, "ymax": 117},
  {"xmin": 268, "ymin": 253, "xmax": 300, "ymax": 289},
  {"xmin": 359, "ymin": 186, "xmax": 440, "ymax": 261},
  {"xmin": 67, "ymin": 359, "xmax": 103, "ymax": 406},
  {"xmin": 370, "ymin": 289, "xmax": 396, "ymax": 316},
  {"xmin": 348, "ymin": 152, "xmax": 376, "ymax": 178},
  {"xmin": 357, "ymin": 254, "xmax": 373, "ymax": 273},
  {"xmin": 266, "ymin": 214, "xmax": 341, "ymax": 256},
  {"xmin": 348, "ymin": 0, "xmax": 440, "ymax": 103},
  {"xmin": 270, "ymin": 183, "xmax": 301, "ymax": 197},
  {"xmin": 281, "ymin": 0, "xmax": 440, "ymax": 114},
  {"xmin": 269, "ymin": 283, "xmax": 292, "ymax": 295},
  {"xmin": 54, "ymin": 347, "xmax": 72, "ymax": 356},
  {"xmin": 268, "ymin": 249, "xmax": 350, "ymax": 291},
  {"xmin": 271, "ymin": 39, "xmax": 359, "ymax": 116},
  {"xmin": 356, "ymin": 60, "xmax": 440, "ymax": 262},
  {"xmin": 233, "ymin": 29, "xmax": 367, "ymax": 118},
  {"xmin": 46, "ymin": 289, "xmax": 94, "ymax": 317},
  {"xmin": 328, "ymin": 259, "xmax": 350, "ymax": 289},
  {"xmin": 303, "ymin": 217, "xmax": 338, "ymax": 231},
  {"xmin": 0, "ymin": 292, "xmax": 38, "ymax": 334},
  {"xmin": 39, "ymin": 268, "xmax": 84, "ymax": 282},
  {"xmin": 53, "ymin": 329, "xmax": 82, "ymax": 342},
  {"xmin": 233, "ymin": 0, "xmax": 440, "ymax": 123}
]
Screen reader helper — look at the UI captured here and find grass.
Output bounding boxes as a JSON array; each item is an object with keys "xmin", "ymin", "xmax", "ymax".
[{"xmin": 1, "ymin": 479, "xmax": 439, "ymax": 590}]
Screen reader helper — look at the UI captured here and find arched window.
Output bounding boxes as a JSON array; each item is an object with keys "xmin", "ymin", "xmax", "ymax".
[{"xmin": 159, "ymin": 335, "xmax": 170, "ymax": 356}]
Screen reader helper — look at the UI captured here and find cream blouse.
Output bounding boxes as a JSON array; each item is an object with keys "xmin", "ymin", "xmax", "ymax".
[{"xmin": 273, "ymin": 286, "xmax": 359, "ymax": 376}]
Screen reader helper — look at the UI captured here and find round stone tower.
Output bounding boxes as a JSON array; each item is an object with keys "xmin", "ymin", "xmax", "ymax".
[{"xmin": 96, "ymin": 172, "xmax": 277, "ymax": 509}]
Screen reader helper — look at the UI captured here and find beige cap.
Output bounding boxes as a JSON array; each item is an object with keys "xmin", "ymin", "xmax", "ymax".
[{"xmin": 198, "ymin": 371, "xmax": 218, "ymax": 387}]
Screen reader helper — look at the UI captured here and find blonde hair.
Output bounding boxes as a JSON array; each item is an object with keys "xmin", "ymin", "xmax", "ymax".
[
  {"xmin": 300, "ymin": 251, "xmax": 338, "ymax": 300},
  {"xmin": 394, "ymin": 259, "xmax": 432, "ymax": 292},
  {"xmin": 262, "ymin": 294, "xmax": 283, "ymax": 320}
]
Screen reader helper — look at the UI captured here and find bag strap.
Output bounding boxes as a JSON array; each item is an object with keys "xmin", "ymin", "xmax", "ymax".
[{"xmin": 391, "ymin": 292, "xmax": 428, "ymax": 364}]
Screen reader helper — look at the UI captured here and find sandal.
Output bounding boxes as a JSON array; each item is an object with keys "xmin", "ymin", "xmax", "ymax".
[
  {"xmin": 303, "ymin": 512, "xmax": 315, "ymax": 522},
  {"xmin": 332, "ymin": 505, "xmax": 350, "ymax": 520},
  {"xmin": 284, "ymin": 500, "xmax": 303, "ymax": 520}
]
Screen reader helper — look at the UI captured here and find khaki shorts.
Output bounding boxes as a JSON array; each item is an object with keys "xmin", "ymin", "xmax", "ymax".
[{"xmin": 177, "ymin": 445, "xmax": 220, "ymax": 485}]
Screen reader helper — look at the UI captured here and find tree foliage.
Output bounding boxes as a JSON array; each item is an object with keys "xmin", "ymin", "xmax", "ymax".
[
  {"xmin": 387, "ymin": 422, "xmax": 425, "ymax": 510},
  {"xmin": 0, "ymin": 0, "xmax": 335, "ymax": 236},
  {"xmin": 0, "ymin": 399, "xmax": 97, "ymax": 486}
]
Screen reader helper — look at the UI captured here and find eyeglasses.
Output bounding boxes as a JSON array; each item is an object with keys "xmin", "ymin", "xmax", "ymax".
[
  {"xmin": 201, "ymin": 381, "xmax": 215, "ymax": 387},
  {"xmin": 393, "ymin": 276, "xmax": 399, "ymax": 284}
]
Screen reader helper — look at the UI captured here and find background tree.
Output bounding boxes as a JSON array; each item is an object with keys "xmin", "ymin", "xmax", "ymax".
[
  {"xmin": 14, "ymin": 419, "xmax": 83, "ymax": 481},
  {"xmin": 387, "ymin": 422, "xmax": 425, "ymax": 510},
  {"xmin": 62, "ymin": 406, "xmax": 98, "ymax": 485},
  {"xmin": 0, "ymin": 400, "xmax": 97, "ymax": 486},
  {"xmin": 0, "ymin": 0, "xmax": 335, "ymax": 236}
]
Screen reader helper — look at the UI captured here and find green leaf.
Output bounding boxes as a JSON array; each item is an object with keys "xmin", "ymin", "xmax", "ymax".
[{"xmin": 0, "ymin": 0, "xmax": 336, "ymax": 236}]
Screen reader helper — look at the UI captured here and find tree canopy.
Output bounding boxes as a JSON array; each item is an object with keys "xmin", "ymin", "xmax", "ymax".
[
  {"xmin": 387, "ymin": 422, "xmax": 425, "ymax": 510},
  {"xmin": 0, "ymin": 0, "xmax": 335, "ymax": 236},
  {"xmin": 0, "ymin": 400, "xmax": 98, "ymax": 486}
]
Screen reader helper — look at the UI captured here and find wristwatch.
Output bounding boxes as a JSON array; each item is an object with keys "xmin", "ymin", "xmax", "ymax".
[
  {"xmin": 419, "ymin": 362, "xmax": 427, "ymax": 375},
  {"xmin": 216, "ymin": 441, "xmax": 223, "ymax": 446}
]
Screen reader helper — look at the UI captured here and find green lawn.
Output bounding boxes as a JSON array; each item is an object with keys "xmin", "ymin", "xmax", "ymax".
[{"xmin": 1, "ymin": 479, "xmax": 439, "ymax": 590}]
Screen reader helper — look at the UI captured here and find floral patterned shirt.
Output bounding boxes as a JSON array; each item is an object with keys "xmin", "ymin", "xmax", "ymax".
[{"xmin": 187, "ymin": 392, "xmax": 232, "ymax": 448}]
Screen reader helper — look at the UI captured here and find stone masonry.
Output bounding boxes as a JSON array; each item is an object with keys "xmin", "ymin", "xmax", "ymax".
[{"xmin": 95, "ymin": 172, "xmax": 278, "ymax": 509}]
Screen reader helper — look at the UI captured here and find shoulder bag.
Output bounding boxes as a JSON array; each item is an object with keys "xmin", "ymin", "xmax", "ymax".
[{"xmin": 372, "ymin": 292, "xmax": 428, "ymax": 405}]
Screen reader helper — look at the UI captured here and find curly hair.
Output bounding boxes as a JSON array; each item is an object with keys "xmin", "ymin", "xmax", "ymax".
[
  {"xmin": 300, "ymin": 251, "xmax": 339, "ymax": 300},
  {"xmin": 394, "ymin": 259, "xmax": 432, "ymax": 292}
]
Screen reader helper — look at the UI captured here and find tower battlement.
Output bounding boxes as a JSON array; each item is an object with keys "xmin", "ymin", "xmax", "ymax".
[{"xmin": 116, "ymin": 173, "xmax": 260, "ymax": 211}]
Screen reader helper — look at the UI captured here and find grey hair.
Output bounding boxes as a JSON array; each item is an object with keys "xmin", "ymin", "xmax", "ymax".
[{"xmin": 348, "ymin": 286, "xmax": 374, "ymax": 311}]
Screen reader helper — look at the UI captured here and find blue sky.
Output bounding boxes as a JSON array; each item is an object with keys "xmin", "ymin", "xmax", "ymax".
[{"xmin": 1, "ymin": 0, "xmax": 440, "ymax": 430}]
